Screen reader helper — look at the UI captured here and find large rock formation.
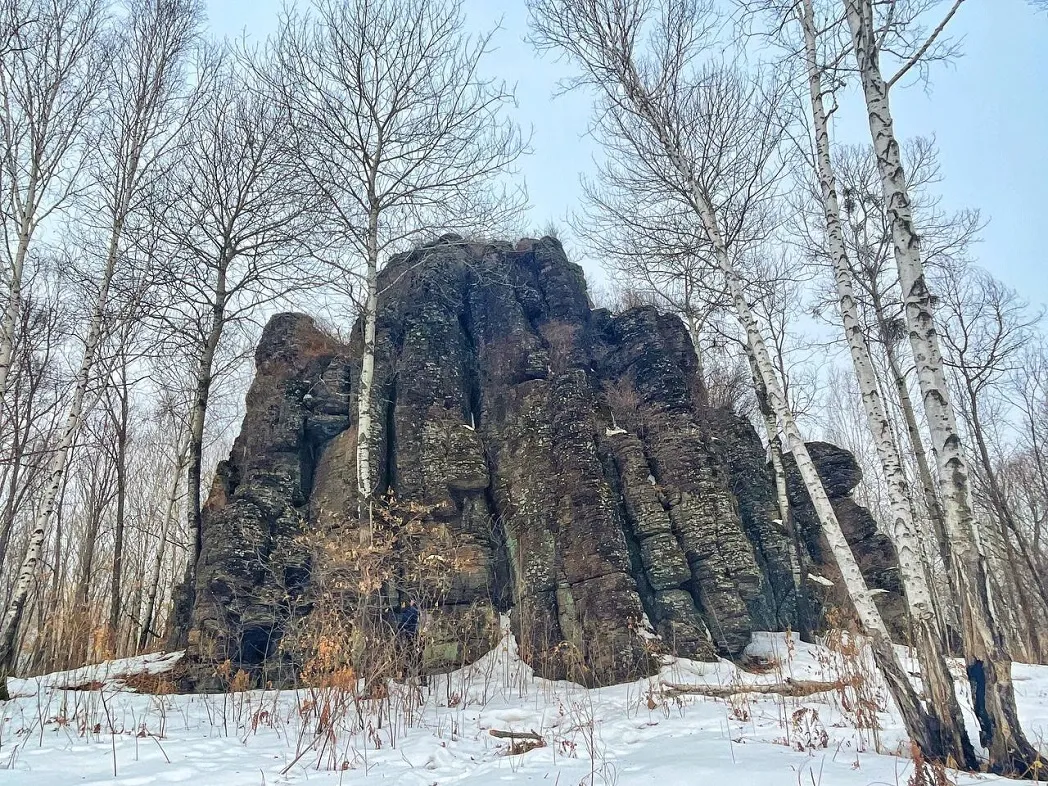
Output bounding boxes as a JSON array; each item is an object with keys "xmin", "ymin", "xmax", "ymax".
[{"xmin": 176, "ymin": 236, "xmax": 904, "ymax": 686}]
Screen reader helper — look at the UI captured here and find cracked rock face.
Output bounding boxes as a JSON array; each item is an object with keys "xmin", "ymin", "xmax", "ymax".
[{"xmin": 176, "ymin": 237, "xmax": 905, "ymax": 686}]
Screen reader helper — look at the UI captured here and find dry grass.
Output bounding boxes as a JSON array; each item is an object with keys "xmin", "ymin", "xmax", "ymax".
[
  {"xmin": 908, "ymin": 741, "xmax": 956, "ymax": 786},
  {"xmin": 739, "ymin": 654, "xmax": 782, "ymax": 674},
  {"xmin": 119, "ymin": 671, "xmax": 179, "ymax": 695},
  {"xmin": 816, "ymin": 607, "xmax": 887, "ymax": 753}
]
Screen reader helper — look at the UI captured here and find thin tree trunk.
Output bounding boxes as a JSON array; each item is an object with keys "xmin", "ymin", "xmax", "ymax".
[
  {"xmin": 879, "ymin": 318, "xmax": 959, "ymax": 643},
  {"xmin": 1024, "ymin": 413, "xmax": 1048, "ymax": 558},
  {"xmin": 0, "ymin": 195, "xmax": 35, "ymax": 401},
  {"xmin": 0, "ymin": 217, "xmax": 122, "ymax": 680},
  {"xmin": 997, "ymin": 515, "xmax": 1043, "ymax": 661},
  {"xmin": 0, "ymin": 427, "xmax": 25, "ymax": 567},
  {"xmin": 187, "ymin": 269, "xmax": 227, "ymax": 570},
  {"xmin": 747, "ymin": 344, "xmax": 812, "ymax": 640},
  {"xmin": 684, "ymin": 308, "xmax": 710, "ymax": 408},
  {"xmin": 75, "ymin": 465, "xmax": 110, "ymax": 617},
  {"xmin": 1025, "ymin": 418, "xmax": 1048, "ymax": 558},
  {"xmin": 177, "ymin": 260, "xmax": 229, "ymax": 654},
  {"xmin": 356, "ymin": 203, "xmax": 380, "ymax": 543},
  {"xmin": 798, "ymin": 0, "xmax": 974, "ymax": 765},
  {"xmin": 140, "ymin": 437, "xmax": 187, "ymax": 652},
  {"xmin": 965, "ymin": 387, "xmax": 1048, "ymax": 623},
  {"xmin": 108, "ymin": 358, "xmax": 131, "ymax": 654},
  {"xmin": 845, "ymin": 0, "xmax": 1039, "ymax": 772}
]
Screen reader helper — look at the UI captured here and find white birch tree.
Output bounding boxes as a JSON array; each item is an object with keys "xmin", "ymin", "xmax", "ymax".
[
  {"xmin": 785, "ymin": 0, "xmax": 974, "ymax": 765},
  {"xmin": 0, "ymin": 0, "xmax": 203, "ymax": 695},
  {"xmin": 843, "ymin": 0, "xmax": 1039, "ymax": 772},
  {"xmin": 818, "ymin": 139, "xmax": 981, "ymax": 578},
  {"xmin": 0, "ymin": 0, "xmax": 108, "ymax": 408},
  {"xmin": 262, "ymin": 0, "xmax": 525, "ymax": 532},
  {"xmin": 527, "ymin": 0, "xmax": 942, "ymax": 756}
]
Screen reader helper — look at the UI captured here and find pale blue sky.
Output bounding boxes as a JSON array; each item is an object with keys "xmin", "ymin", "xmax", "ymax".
[{"xmin": 204, "ymin": 0, "xmax": 1048, "ymax": 308}]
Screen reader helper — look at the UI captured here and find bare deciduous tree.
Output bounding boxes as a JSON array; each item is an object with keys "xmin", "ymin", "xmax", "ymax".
[
  {"xmin": 573, "ymin": 139, "xmax": 727, "ymax": 402},
  {"xmin": 0, "ymin": 0, "xmax": 108, "ymax": 407},
  {"xmin": 843, "ymin": 0, "xmax": 1038, "ymax": 772},
  {"xmin": 263, "ymin": 0, "xmax": 525, "ymax": 533},
  {"xmin": 151, "ymin": 47, "xmax": 322, "ymax": 613},
  {"xmin": 0, "ymin": 0, "xmax": 203, "ymax": 696},
  {"xmin": 527, "ymin": 0, "xmax": 943, "ymax": 757},
  {"xmin": 938, "ymin": 262, "xmax": 1048, "ymax": 652}
]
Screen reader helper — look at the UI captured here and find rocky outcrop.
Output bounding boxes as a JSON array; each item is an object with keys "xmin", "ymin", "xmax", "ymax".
[
  {"xmin": 176, "ymin": 315, "xmax": 350, "ymax": 685},
  {"xmin": 177, "ymin": 236, "xmax": 906, "ymax": 687},
  {"xmin": 785, "ymin": 442, "xmax": 909, "ymax": 639}
]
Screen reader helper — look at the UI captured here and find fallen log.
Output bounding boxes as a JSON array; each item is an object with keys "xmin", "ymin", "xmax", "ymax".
[
  {"xmin": 488, "ymin": 729, "xmax": 544, "ymax": 741},
  {"xmin": 660, "ymin": 677, "xmax": 848, "ymax": 699}
]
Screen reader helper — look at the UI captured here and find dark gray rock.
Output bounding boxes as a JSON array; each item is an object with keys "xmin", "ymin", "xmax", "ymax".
[
  {"xmin": 784, "ymin": 442, "xmax": 909, "ymax": 640},
  {"xmin": 177, "ymin": 237, "xmax": 905, "ymax": 687},
  {"xmin": 181, "ymin": 313, "xmax": 346, "ymax": 687}
]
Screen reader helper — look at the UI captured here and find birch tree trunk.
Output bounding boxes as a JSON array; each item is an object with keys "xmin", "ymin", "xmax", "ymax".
[
  {"xmin": 798, "ymin": 0, "xmax": 973, "ymax": 766},
  {"xmin": 0, "ymin": 219, "xmax": 30, "ymax": 401},
  {"xmin": 845, "ymin": 0, "xmax": 1039, "ymax": 772},
  {"xmin": 683, "ymin": 310, "xmax": 710, "ymax": 408},
  {"xmin": 717, "ymin": 233, "xmax": 939, "ymax": 756},
  {"xmin": 611, "ymin": 48, "xmax": 940, "ymax": 765},
  {"xmin": 74, "ymin": 463, "xmax": 111, "ymax": 616},
  {"xmin": 266, "ymin": 0, "xmax": 523, "ymax": 547},
  {"xmin": 0, "ymin": 225, "xmax": 120, "ymax": 680},
  {"xmin": 0, "ymin": 405, "xmax": 29, "ymax": 567},
  {"xmin": 356, "ymin": 204, "xmax": 381, "ymax": 542},
  {"xmin": 873, "ymin": 287, "xmax": 951, "ymax": 570},
  {"xmin": 747, "ymin": 343, "xmax": 811, "ymax": 639}
]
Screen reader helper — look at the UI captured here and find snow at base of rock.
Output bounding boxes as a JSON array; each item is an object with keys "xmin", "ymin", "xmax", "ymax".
[{"xmin": 1, "ymin": 631, "xmax": 1045, "ymax": 785}]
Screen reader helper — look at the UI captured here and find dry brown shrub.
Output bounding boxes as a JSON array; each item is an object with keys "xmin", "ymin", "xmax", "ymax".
[
  {"xmin": 120, "ymin": 671, "xmax": 178, "ymax": 695},
  {"xmin": 908, "ymin": 742, "xmax": 955, "ymax": 786},
  {"xmin": 539, "ymin": 321, "xmax": 579, "ymax": 373},
  {"xmin": 507, "ymin": 737, "xmax": 547, "ymax": 756},
  {"xmin": 791, "ymin": 707, "xmax": 829, "ymax": 751},
  {"xmin": 603, "ymin": 377, "xmax": 645, "ymax": 432}
]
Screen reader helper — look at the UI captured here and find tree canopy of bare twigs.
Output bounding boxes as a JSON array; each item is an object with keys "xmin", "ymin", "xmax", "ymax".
[{"xmin": 260, "ymin": 0, "xmax": 526, "ymax": 517}]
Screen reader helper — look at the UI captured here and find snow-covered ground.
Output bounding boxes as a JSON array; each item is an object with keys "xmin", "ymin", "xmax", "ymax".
[{"xmin": 2, "ymin": 627, "xmax": 1046, "ymax": 785}]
